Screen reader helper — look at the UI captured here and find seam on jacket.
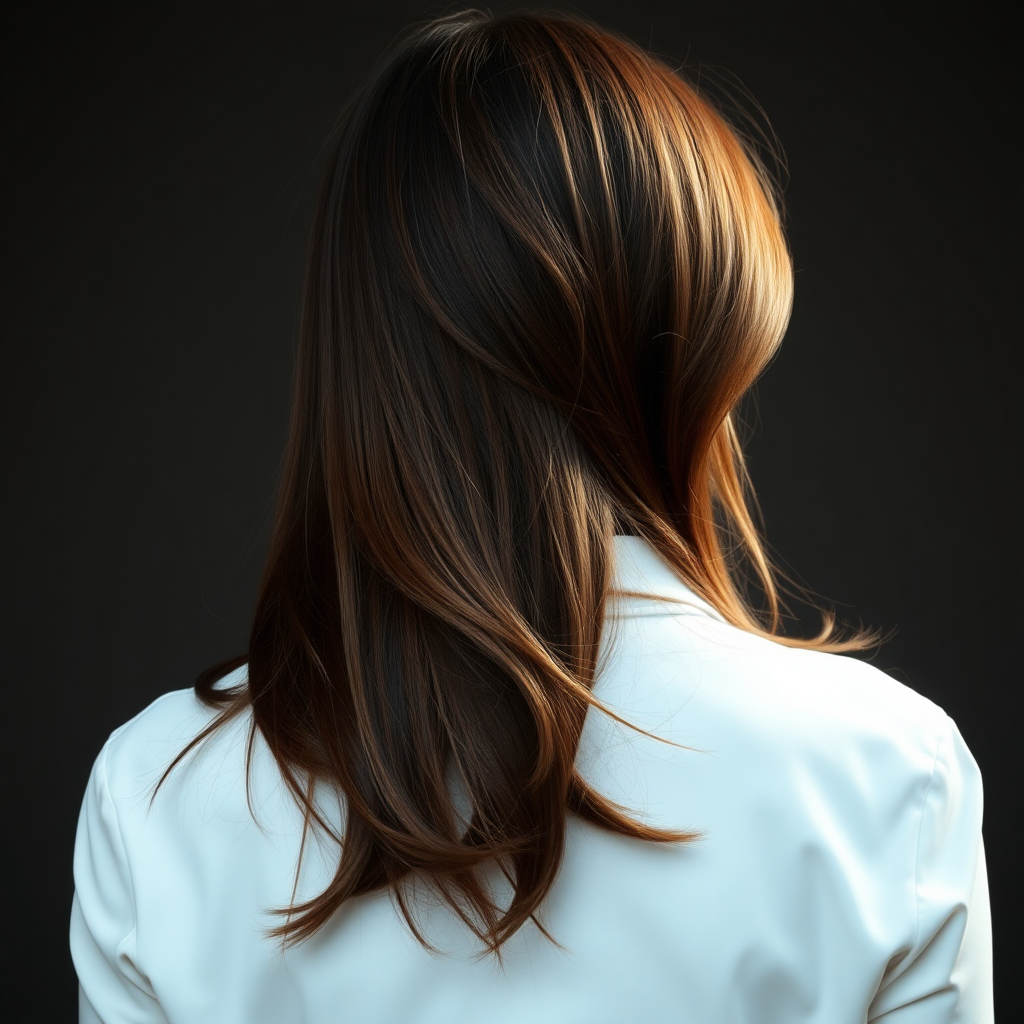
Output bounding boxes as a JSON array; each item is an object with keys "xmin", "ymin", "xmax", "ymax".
[
  {"xmin": 99, "ymin": 739, "xmax": 141, "ymax": 983},
  {"xmin": 910, "ymin": 714, "xmax": 947, "ymax": 957}
]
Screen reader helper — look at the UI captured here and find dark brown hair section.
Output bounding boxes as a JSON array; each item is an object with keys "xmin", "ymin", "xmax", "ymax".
[{"xmin": 157, "ymin": 7, "xmax": 875, "ymax": 957}]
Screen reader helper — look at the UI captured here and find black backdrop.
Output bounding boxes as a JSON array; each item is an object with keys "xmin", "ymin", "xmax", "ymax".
[{"xmin": 2, "ymin": 1, "xmax": 1019, "ymax": 1017}]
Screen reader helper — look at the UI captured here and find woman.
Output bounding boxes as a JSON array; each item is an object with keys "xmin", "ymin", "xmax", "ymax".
[{"xmin": 70, "ymin": 9, "xmax": 992, "ymax": 1021}]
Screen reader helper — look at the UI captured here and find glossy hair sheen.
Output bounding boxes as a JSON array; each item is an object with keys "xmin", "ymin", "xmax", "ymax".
[{"xmin": 159, "ymin": 8, "xmax": 875, "ymax": 957}]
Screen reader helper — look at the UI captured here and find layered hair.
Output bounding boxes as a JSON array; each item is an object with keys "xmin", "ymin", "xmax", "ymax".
[{"xmin": 159, "ymin": 8, "xmax": 874, "ymax": 957}]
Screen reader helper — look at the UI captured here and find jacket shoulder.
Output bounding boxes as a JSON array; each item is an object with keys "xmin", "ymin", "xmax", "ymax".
[
  {"xmin": 693, "ymin": 618, "xmax": 951, "ymax": 752},
  {"xmin": 99, "ymin": 667, "xmax": 250, "ymax": 799}
]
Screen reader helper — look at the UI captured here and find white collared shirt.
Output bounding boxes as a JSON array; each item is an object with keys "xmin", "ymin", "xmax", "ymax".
[{"xmin": 71, "ymin": 535, "xmax": 993, "ymax": 1022}]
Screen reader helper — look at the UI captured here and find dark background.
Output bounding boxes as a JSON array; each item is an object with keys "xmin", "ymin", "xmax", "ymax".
[{"xmin": 2, "ymin": 1, "xmax": 1019, "ymax": 1017}]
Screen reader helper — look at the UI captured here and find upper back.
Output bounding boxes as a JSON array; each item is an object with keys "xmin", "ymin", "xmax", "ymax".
[{"xmin": 71, "ymin": 538, "xmax": 988, "ymax": 1023}]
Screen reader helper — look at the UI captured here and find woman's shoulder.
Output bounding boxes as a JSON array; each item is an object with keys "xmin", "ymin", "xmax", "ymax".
[
  {"xmin": 97, "ymin": 665, "xmax": 253, "ymax": 800},
  {"xmin": 764, "ymin": 637, "xmax": 950, "ymax": 737},
  {"xmin": 758, "ymin": 640, "xmax": 966, "ymax": 791},
  {"xmin": 615, "ymin": 610, "xmax": 977, "ymax": 815},
  {"xmin": 83, "ymin": 665, "xmax": 312, "ymax": 877},
  {"xmin": 627, "ymin": 610, "xmax": 952, "ymax": 747},
  {"xmin": 684, "ymin": 619, "xmax": 984, "ymax": 827}
]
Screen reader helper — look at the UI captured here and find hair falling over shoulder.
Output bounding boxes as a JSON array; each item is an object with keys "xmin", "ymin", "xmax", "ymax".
[{"xmin": 158, "ymin": 7, "xmax": 878, "ymax": 957}]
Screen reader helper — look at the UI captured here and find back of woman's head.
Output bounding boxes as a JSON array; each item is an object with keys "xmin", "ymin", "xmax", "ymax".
[{"xmin": 178, "ymin": 7, "xmax": 873, "ymax": 957}]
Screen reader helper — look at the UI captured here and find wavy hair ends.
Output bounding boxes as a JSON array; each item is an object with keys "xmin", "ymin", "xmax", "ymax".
[{"xmin": 160, "ymin": 8, "xmax": 878, "ymax": 957}]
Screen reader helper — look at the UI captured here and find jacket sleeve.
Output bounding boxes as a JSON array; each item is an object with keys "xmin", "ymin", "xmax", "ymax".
[
  {"xmin": 70, "ymin": 738, "xmax": 170, "ymax": 1024},
  {"xmin": 868, "ymin": 713, "xmax": 993, "ymax": 1022}
]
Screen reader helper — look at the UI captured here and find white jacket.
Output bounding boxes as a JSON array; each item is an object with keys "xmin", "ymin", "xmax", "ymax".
[{"xmin": 71, "ymin": 535, "xmax": 993, "ymax": 1022}]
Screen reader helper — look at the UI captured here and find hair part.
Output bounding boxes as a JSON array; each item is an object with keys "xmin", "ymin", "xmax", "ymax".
[{"xmin": 156, "ymin": 7, "xmax": 878, "ymax": 959}]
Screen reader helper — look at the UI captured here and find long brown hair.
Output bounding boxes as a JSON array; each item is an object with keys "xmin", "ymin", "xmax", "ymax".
[{"xmin": 158, "ymin": 7, "xmax": 875, "ymax": 957}]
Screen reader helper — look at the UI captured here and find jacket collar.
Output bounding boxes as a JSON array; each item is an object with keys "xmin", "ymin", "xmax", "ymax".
[{"xmin": 608, "ymin": 534, "xmax": 727, "ymax": 621}]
